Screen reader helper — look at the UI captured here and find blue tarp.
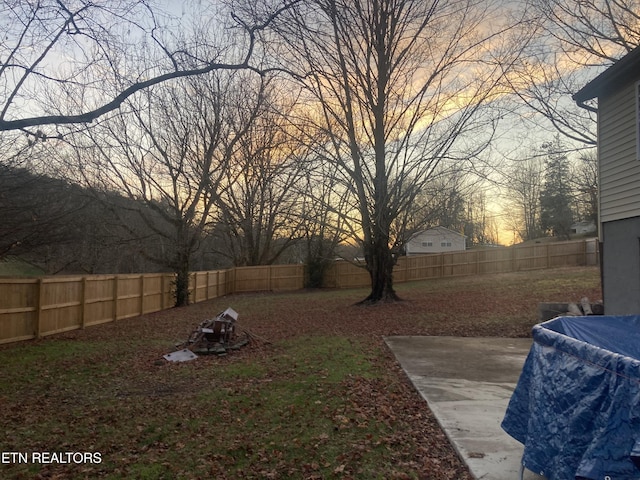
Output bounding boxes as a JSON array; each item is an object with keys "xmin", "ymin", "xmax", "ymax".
[{"xmin": 502, "ymin": 316, "xmax": 640, "ymax": 480}]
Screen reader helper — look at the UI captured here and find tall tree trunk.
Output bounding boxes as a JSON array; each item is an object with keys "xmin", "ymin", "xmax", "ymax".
[
  {"xmin": 173, "ymin": 238, "xmax": 192, "ymax": 307},
  {"xmin": 360, "ymin": 2, "xmax": 400, "ymax": 304},
  {"xmin": 360, "ymin": 233, "xmax": 400, "ymax": 304},
  {"xmin": 174, "ymin": 261, "xmax": 191, "ymax": 307}
]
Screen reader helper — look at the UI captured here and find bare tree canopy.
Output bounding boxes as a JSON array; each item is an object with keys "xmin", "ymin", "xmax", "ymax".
[
  {"xmin": 0, "ymin": 0, "xmax": 297, "ymax": 134},
  {"xmin": 502, "ymin": 152, "xmax": 545, "ymax": 243},
  {"xmin": 65, "ymin": 68, "xmax": 271, "ymax": 305},
  {"xmin": 255, "ymin": 0, "xmax": 531, "ymax": 302},
  {"xmin": 508, "ymin": 0, "xmax": 640, "ymax": 145},
  {"xmin": 530, "ymin": 0, "xmax": 640, "ymax": 60},
  {"xmin": 212, "ymin": 83, "xmax": 312, "ymax": 267}
]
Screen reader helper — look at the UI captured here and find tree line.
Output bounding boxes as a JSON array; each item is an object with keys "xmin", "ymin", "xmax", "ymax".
[
  {"xmin": 502, "ymin": 137, "xmax": 598, "ymax": 243},
  {"xmin": 0, "ymin": 0, "xmax": 637, "ymax": 305}
]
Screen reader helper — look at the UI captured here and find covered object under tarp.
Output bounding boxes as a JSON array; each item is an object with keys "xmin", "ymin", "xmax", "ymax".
[{"xmin": 502, "ymin": 315, "xmax": 640, "ymax": 480}]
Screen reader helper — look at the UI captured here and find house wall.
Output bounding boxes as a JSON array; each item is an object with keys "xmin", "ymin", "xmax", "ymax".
[
  {"xmin": 406, "ymin": 228, "xmax": 465, "ymax": 255},
  {"xmin": 571, "ymin": 222, "xmax": 597, "ymax": 235},
  {"xmin": 597, "ymin": 79, "xmax": 640, "ymax": 314},
  {"xmin": 599, "ymin": 81, "xmax": 640, "ymax": 223},
  {"xmin": 602, "ymin": 216, "xmax": 640, "ymax": 314}
]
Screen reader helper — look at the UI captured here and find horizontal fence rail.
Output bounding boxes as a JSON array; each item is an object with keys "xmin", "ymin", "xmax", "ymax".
[{"xmin": 0, "ymin": 239, "xmax": 597, "ymax": 345}]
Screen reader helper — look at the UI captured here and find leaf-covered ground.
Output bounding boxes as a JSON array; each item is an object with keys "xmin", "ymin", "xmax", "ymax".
[{"xmin": 0, "ymin": 267, "xmax": 601, "ymax": 479}]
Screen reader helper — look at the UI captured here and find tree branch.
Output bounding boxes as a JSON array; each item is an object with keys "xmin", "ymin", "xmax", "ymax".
[{"xmin": 0, "ymin": 0, "xmax": 301, "ymax": 132}]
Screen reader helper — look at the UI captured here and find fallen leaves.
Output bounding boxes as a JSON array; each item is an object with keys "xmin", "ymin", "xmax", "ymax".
[{"xmin": 0, "ymin": 267, "xmax": 601, "ymax": 479}]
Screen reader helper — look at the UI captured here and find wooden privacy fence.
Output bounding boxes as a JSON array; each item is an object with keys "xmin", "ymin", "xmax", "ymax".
[
  {"xmin": 0, "ymin": 264, "xmax": 304, "ymax": 345},
  {"xmin": 0, "ymin": 239, "xmax": 597, "ymax": 344},
  {"xmin": 322, "ymin": 238, "xmax": 600, "ymax": 288}
]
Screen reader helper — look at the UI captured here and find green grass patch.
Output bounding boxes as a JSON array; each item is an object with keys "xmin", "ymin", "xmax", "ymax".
[
  {"xmin": 0, "ymin": 256, "xmax": 45, "ymax": 276},
  {"xmin": 0, "ymin": 335, "xmax": 397, "ymax": 479}
]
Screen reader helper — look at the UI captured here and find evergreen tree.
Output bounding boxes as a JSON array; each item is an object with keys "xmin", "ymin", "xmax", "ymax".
[{"xmin": 539, "ymin": 139, "xmax": 574, "ymax": 239}]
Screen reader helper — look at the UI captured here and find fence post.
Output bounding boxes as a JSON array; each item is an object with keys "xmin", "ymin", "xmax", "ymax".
[
  {"xmin": 81, "ymin": 277, "xmax": 88, "ymax": 329},
  {"xmin": 139, "ymin": 275, "xmax": 145, "ymax": 315},
  {"xmin": 161, "ymin": 275, "xmax": 166, "ymax": 310},
  {"xmin": 232, "ymin": 268, "xmax": 237, "ymax": 294},
  {"xmin": 113, "ymin": 276, "xmax": 119, "ymax": 321},
  {"xmin": 402, "ymin": 257, "xmax": 408, "ymax": 284},
  {"xmin": 35, "ymin": 278, "xmax": 44, "ymax": 339},
  {"xmin": 546, "ymin": 244, "xmax": 551, "ymax": 268},
  {"xmin": 298, "ymin": 264, "xmax": 304, "ymax": 289}
]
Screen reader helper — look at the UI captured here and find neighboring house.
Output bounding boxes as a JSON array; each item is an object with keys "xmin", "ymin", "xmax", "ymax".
[
  {"xmin": 570, "ymin": 221, "xmax": 597, "ymax": 236},
  {"xmin": 573, "ymin": 45, "xmax": 640, "ymax": 314},
  {"xmin": 405, "ymin": 226, "xmax": 466, "ymax": 255}
]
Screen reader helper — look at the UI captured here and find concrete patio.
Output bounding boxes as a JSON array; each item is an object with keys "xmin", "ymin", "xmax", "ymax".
[{"xmin": 384, "ymin": 336, "xmax": 545, "ymax": 480}]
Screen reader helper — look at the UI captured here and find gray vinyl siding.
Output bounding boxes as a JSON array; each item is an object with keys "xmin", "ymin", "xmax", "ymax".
[
  {"xmin": 601, "ymin": 217, "xmax": 640, "ymax": 314},
  {"xmin": 599, "ymin": 81, "xmax": 640, "ymax": 222}
]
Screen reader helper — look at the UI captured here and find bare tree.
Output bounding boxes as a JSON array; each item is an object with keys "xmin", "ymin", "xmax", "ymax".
[
  {"xmin": 397, "ymin": 167, "xmax": 466, "ymax": 239},
  {"xmin": 463, "ymin": 190, "xmax": 501, "ymax": 246},
  {"xmin": 0, "ymin": 0, "xmax": 297, "ymax": 135},
  {"xmin": 530, "ymin": 0, "xmax": 640, "ymax": 60},
  {"xmin": 296, "ymin": 151, "xmax": 354, "ymax": 287},
  {"xmin": 509, "ymin": 0, "xmax": 640, "ymax": 145},
  {"xmin": 571, "ymin": 150, "xmax": 598, "ymax": 226},
  {"xmin": 502, "ymin": 153, "xmax": 545, "ymax": 242},
  {"xmin": 259, "ymin": 0, "xmax": 529, "ymax": 303},
  {"xmin": 69, "ymin": 69, "xmax": 265, "ymax": 306},
  {"xmin": 211, "ymin": 80, "xmax": 310, "ymax": 266}
]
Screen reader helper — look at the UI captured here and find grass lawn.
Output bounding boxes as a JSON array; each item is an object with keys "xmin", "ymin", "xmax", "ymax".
[
  {"xmin": 0, "ymin": 266, "xmax": 601, "ymax": 479},
  {"xmin": 0, "ymin": 256, "xmax": 44, "ymax": 276}
]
